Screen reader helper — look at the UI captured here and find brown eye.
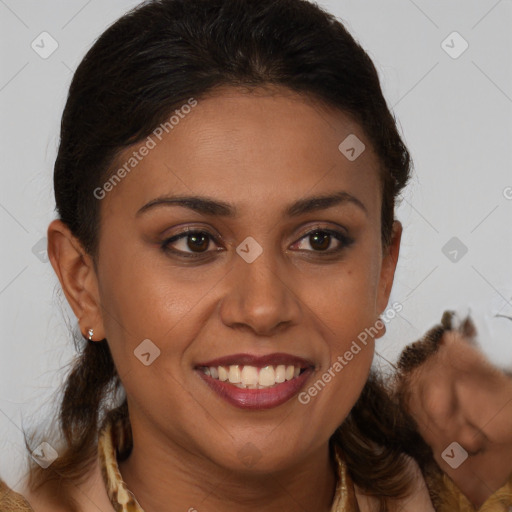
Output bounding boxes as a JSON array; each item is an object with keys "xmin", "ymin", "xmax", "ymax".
[
  {"xmin": 309, "ymin": 231, "xmax": 331, "ymax": 251},
  {"xmin": 293, "ymin": 228, "xmax": 352, "ymax": 254},
  {"xmin": 161, "ymin": 230, "xmax": 220, "ymax": 257},
  {"xmin": 186, "ymin": 232, "xmax": 210, "ymax": 252}
]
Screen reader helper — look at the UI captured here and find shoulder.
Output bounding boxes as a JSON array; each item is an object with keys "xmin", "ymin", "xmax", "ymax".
[{"xmin": 0, "ymin": 478, "xmax": 34, "ymax": 512}]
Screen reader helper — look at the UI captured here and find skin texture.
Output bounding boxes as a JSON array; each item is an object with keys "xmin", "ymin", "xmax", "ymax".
[
  {"xmin": 47, "ymin": 86, "xmax": 402, "ymax": 512},
  {"xmin": 403, "ymin": 326, "xmax": 512, "ymax": 508}
]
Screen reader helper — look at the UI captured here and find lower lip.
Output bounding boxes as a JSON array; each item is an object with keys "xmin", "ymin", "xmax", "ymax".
[{"xmin": 196, "ymin": 368, "xmax": 313, "ymax": 410}]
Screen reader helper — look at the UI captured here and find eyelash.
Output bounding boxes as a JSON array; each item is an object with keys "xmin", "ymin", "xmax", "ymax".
[{"xmin": 160, "ymin": 226, "xmax": 354, "ymax": 259}]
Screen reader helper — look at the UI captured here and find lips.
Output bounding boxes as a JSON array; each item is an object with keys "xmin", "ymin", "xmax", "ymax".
[{"xmin": 194, "ymin": 352, "xmax": 315, "ymax": 410}]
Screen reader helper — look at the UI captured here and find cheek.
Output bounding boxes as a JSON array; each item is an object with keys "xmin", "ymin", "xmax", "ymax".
[
  {"xmin": 313, "ymin": 252, "xmax": 382, "ymax": 339},
  {"xmin": 300, "ymin": 272, "xmax": 379, "ymax": 429},
  {"xmin": 96, "ymin": 258, "xmax": 201, "ymax": 427},
  {"xmin": 302, "ymin": 258, "xmax": 384, "ymax": 431},
  {"xmin": 95, "ymin": 240, "xmax": 199, "ymax": 380},
  {"xmin": 98, "ymin": 226, "xmax": 207, "ymax": 333},
  {"xmin": 300, "ymin": 339, "xmax": 374, "ymax": 444}
]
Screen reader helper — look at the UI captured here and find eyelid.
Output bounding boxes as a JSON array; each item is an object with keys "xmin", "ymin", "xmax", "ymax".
[{"xmin": 296, "ymin": 222, "xmax": 350, "ymax": 239}]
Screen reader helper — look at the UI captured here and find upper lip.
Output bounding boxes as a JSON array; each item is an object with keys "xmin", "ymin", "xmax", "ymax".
[{"xmin": 195, "ymin": 352, "xmax": 314, "ymax": 369}]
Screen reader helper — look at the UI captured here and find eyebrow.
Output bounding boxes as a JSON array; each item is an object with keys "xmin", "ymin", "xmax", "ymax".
[{"xmin": 136, "ymin": 190, "xmax": 367, "ymax": 218}]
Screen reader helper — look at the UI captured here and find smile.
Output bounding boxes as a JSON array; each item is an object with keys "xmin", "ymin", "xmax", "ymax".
[{"xmin": 195, "ymin": 353, "xmax": 314, "ymax": 410}]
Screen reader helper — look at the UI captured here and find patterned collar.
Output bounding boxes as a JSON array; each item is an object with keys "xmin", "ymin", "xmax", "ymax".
[{"xmin": 97, "ymin": 412, "xmax": 359, "ymax": 512}]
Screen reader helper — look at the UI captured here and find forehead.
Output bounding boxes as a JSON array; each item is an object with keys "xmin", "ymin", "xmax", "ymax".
[{"xmin": 101, "ymin": 86, "xmax": 382, "ymax": 219}]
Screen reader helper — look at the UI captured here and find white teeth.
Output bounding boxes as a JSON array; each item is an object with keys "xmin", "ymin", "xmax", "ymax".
[
  {"xmin": 275, "ymin": 365, "xmax": 286, "ymax": 383},
  {"xmin": 202, "ymin": 364, "xmax": 305, "ymax": 389},
  {"xmin": 218, "ymin": 366, "xmax": 229, "ymax": 381},
  {"xmin": 259, "ymin": 366, "xmax": 275, "ymax": 386},
  {"xmin": 228, "ymin": 365, "xmax": 241, "ymax": 383},
  {"xmin": 241, "ymin": 365, "xmax": 259, "ymax": 387}
]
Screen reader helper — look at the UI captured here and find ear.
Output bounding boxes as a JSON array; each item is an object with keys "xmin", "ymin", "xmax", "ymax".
[
  {"xmin": 376, "ymin": 220, "xmax": 402, "ymax": 315},
  {"xmin": 47, "ymin": 219, "xmax": 105, "ymax": 341}
]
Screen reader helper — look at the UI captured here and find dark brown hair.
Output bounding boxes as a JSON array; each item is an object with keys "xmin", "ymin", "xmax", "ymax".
[{"xmin": 21, "ymin": 0, "xmax": 413, "ymax": 510}]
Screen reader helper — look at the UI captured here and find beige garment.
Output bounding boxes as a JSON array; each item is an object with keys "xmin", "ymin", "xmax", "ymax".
[{"xmin": 0, "ymin": 480, "xmax": 33, "ymax": 512}]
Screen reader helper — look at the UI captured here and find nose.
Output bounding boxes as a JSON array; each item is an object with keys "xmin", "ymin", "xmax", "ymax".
[{"xmin": 218, "ymin": 247, "xmax": 302, "ymax": 336}]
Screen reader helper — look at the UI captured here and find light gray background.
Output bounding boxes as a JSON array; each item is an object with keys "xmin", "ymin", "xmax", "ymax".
[{"xmin": 1, "ymin": 0, "xmax": 511, "ymax": 491}]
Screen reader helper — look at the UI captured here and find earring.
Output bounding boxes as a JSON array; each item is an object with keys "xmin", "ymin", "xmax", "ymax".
[
  {"xmin": 88, "ymin": 328, "xmax": 94, "ymax": 341},
  {"xmin": 375, "ymin": 317, "xmax": 387, "ymax": 338}
]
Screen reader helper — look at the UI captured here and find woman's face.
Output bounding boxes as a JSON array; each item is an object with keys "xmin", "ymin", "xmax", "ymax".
[{"xmin": 91, "ymin": 86, "xmax": 401, "ymax": 472}]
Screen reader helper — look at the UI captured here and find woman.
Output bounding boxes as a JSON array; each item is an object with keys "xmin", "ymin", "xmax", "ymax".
[{"xmin": 0, "ymin": 0, "xmax": 510, "ymax": 510}]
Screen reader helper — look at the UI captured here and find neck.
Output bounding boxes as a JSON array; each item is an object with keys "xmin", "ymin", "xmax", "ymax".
[{"xmin": 118, "ymin": 431, "xmax": 338, "ymax": 512}]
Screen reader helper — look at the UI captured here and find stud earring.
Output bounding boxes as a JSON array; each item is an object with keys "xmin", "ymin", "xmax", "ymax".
[{"xmin": 88, "ymin": 328, "xmax": 94, "ymax": 341}]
